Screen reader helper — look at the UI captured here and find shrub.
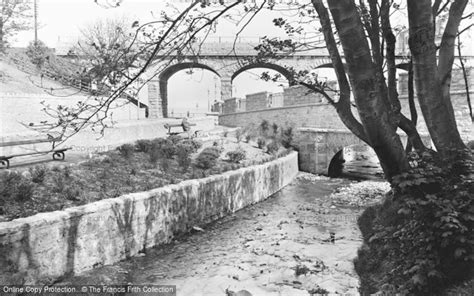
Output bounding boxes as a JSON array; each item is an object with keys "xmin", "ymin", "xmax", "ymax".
[
  {"xmin": 176, "ymin": 142, "xmax": 194, "ymax": 172},
  {"xmin": 181, "ymin": 138, "xmax": 202, "ymax": 152},
  {"xmin": 26, "ymin": 40, "xmax": 50, "ymax": 69},
  {"xmin": 257, "ymin": 138, "xmax": 266, "ymax": 149},
  {"xmin": 226, "ymin": 148, "xmax": 246, "ymax": 163},
  {"xmin": 117, "ymin": 143, "xmax": 135, "ymax": 159},
  {"xmin": 195, "ymin": 147, "xmax": 221, "ymax": 170},
  {"xmin": 355, "ymin": 149, "xmax": 474, "ymax": 295},
  {"xmin": 29, "ymin": 165, "xmax": 49, "ymax": 184},
  {"xmin": 0, "ymin": 172, "xmax": 35, "ymax": 202},
  {"xmin": 271, "ymin": 123, "xmax": 279, "ymax": 137},
  {"xmin": 281, "ymin": 126, "xmax": 295, "ymax": 149},
  {"xmin": 259, "ymin": 120, "xmax": 270, "ymax": 137},
  {"xmin": 148, "ymin": 138, "xmax": 176, "ymax": 163},
  {"xmin": 168, "ymin": 135, "xmax": 183, "ymax": 144},
  {"xmin": 266, "ymin": 141, "xmax": 280, "ymax": 154},
  {"xmin": 235, "ymin": 128, "xmax": 243, "ymax": 142},
  {"xmin": 135, "ymin": 139, "xmax": 153, "ymax": 153}
]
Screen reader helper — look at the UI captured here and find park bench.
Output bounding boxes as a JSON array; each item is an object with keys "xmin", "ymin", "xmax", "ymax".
[
  {"xmin": 0, "ymin": 125, "xmax": 71, "ymax": 169},
  {"xmin": 163, "ymin": 121, "xmax": 200, "ymax": 137}
]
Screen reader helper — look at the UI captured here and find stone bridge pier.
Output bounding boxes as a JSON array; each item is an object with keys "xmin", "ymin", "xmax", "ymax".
[{"xmin": 296, "ymin": 128, "xmax": 431, "ymax": 176}]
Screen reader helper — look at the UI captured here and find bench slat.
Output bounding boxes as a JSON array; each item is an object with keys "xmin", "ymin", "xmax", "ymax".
[{"xmin": 0, "ymin": 137, "xmax": 62, "ymax": 147}]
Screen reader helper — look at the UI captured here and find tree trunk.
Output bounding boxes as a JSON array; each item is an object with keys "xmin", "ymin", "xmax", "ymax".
[
  {"xmin": 325, "ymin": 0, "xmax": 409, "ymax": 180},
  {"xmin": 407, "ymin": 0, "xmax": 466, "ymax": 155}
]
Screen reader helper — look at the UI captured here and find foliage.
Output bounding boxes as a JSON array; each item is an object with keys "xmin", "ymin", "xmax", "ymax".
[
  {"xmin": 181, "ymin": 138, "xmax": 202, "ymax": 152},
  {"xmin": 148, "ymin": 138, "xmax": 176, "ymax": 163},
  {"xmin": 0, "ymin": 0, "xmax": 32, "ymax": 51},
  {"xmin": 195, "ymin": 147, "xmax": 221, "ymax": 170},
  {"xmin": 355, "ymin": 149, "xmax": 474, "ymax": 295},
  {"xmin": 25, "ymin": 40, "xmax": 50, "ymax": 69},
  {"xmin": 259, "ymin": 120, "xmax": 270, "ymax": 137},
  {"xmin": 117, "ymin": 143, "xmax": 135, "ymax": 159},
  {"xmin": 226, "ymin": 147, "xmax": 246, "ymax": 163},
  {"xmin": 266, "ymin": 141, "xmax": 280, "ymax": 155},
  {"xmin": 271, "ymin": 123, "xmax": 279, "ymax": 138},
  {"xmin": 257, "ymin": 138, "xmax": 266, "ymax": 149},
  {"xmin": 280, "ymin": 126, "xmax": 295, "ymax": 149},
  {"xmin": 29, "ymin": 165, "xmax": 49, "ymax": 184},
  {"xmin": 135, "ymin": 139, "xmax": 153, "ymax": 153},
  {"xmin": 0, "ymin": 172, "xmax": 34, "ymax": 202},
  {"xmin": 175, "ymin": 142, "xmax": 194, "ymax": 172},
  {"xmin": 235, "ymin": 128, "xmax": 243, "ymax": 142}
]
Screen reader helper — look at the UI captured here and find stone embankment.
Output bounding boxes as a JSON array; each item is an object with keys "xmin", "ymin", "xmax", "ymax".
[{"xmin": 0, "ymin": 152, "xmax": 298, "ymax": 284}]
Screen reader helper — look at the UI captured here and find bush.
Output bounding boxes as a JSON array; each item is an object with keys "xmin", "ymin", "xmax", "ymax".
[
  {"xmin": 281, "ymin": 126, "xmax": 295, "ymax": 149},
  {"xmin": 148, "ymin": 138, "xmax": 176, "ymax": 163},
  {"xmin": 266, "ymin": 141, "xmax": 280, "ymax": 154},
  {"xmin": 235, "ymin": 128, "xmax": 243, "ymax": 142},
  {"xmin": 226, "ymin": 148, "xmax": 246, "ymax": 163},
  {"xmin": 176, "ymin": 142, "xmax": 194, "ymax": 171},
  {"xmin": 26, "ymin": 40, "xmax": 50, "ymax": 69},
  {"xmin": 181, "ymin": 138, "xmax": 202, "ymax": 152},
  {"xmin": 257, "ymin": 138, "xmax": 266, "ymax": 149},
  {"xmin": 355, "ymin": 149, "xmax": 474, "ymax": 295},
  {"xmin": 168, "ymin": 135, "xmax": 183, "ymax": 144},
  {"xmin": 135, "ymin": 139, "xmax": 153, "ymax": 153},
  {"xmin": 195, "ymin": 147, "xmax": 221, "ymax": 170},
  {"xmin": 117, "ymin": 143, "xmax": 135, "ymax": 159},
  {"xmin": 271, "ymin": 123, "xmax": 279, "ymax": 137},
  {"xmin": 259, "ymin": 120, "xmax": 270, "ymax": 137},
  {"xmin": 29, "ymin": 165, "xmax": 49, "ymax": 184},
  {"xmin": 0, "ymin": 172, "xmax": 35, "ymax": 202}
]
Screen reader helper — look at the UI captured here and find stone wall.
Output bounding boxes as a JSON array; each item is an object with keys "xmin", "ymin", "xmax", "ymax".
[
  {"xmin": 0, "ymin": 152, "xmax": 299, "ymax": 284},
  {"xmin": 223, "ymin": 98, "xmax": 246, "ymax": 114},
  {"xmin": 270, "ymin": 92, "xmax": 284, "ymax": 108},
  {"xmin": 283, "ymin": 85, "xmax": 325, "ymax": 106},
  {"xmin": 219, "ymin": 103, "xmax": 348, "ymax": 130},
  {"xmin": 246, "ymin": 92, "xmax": 269, "ymax": 111}
]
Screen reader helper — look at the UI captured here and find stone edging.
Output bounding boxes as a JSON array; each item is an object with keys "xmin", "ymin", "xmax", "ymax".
[{"xmin": 0, "ymin": 152, "xmax": 299, "ymax": 284}]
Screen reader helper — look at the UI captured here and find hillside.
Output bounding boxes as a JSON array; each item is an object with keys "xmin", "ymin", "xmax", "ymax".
[{"xmin": 0, "ymin": 48, "xmax": 88, "ymax": 96}]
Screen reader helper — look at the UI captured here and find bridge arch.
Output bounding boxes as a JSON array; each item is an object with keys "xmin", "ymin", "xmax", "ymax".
[
  {"xmin": 231, "ymin": 62, "xmax": 295, "ymax": 84},
  {"xmin": 158, "ymin": 62, "xmax": 221, "ymax": 118}
]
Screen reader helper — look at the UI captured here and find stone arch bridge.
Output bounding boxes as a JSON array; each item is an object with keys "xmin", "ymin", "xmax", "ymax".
[{"xmin": 145, "ymin": 40, "xmax": 337, "ymax": 118}]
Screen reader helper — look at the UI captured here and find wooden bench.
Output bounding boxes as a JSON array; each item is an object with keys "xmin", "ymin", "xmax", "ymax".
[
  {"xmin": 0, "ymin": 133, "xmax": 71, "ymax": 169},
  {"xmin": 164, "ymin": 122, "xmax": 200, "ymax": 137}
]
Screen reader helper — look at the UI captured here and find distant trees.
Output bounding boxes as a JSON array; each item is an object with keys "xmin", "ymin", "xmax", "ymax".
[{"xmin": 0, "ymin": 0, "xmax": 32, "ymax": 52}]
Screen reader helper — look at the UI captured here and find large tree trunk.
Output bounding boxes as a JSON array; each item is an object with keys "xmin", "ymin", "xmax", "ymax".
[
  {"xmin": 324, "ymin": 0, "xmax": 409, "ymax": 180},
  {"xmin": 407, "ymin": 0, "xmax": 466, "ymax": 155}
]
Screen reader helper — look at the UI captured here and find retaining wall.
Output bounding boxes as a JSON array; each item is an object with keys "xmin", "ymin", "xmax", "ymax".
[{"xmin": 0, "ymin": 152, "xmax": 299, "ymax": 284}]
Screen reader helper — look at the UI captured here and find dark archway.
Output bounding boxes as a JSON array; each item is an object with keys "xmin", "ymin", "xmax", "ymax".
[
  {"xmin": 159, "ymin": 62, "xmax": 220, "ymax": 118},
  {"xmin": 328, "ymin": 150, "xmax": 345, "ymax": 177}
]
